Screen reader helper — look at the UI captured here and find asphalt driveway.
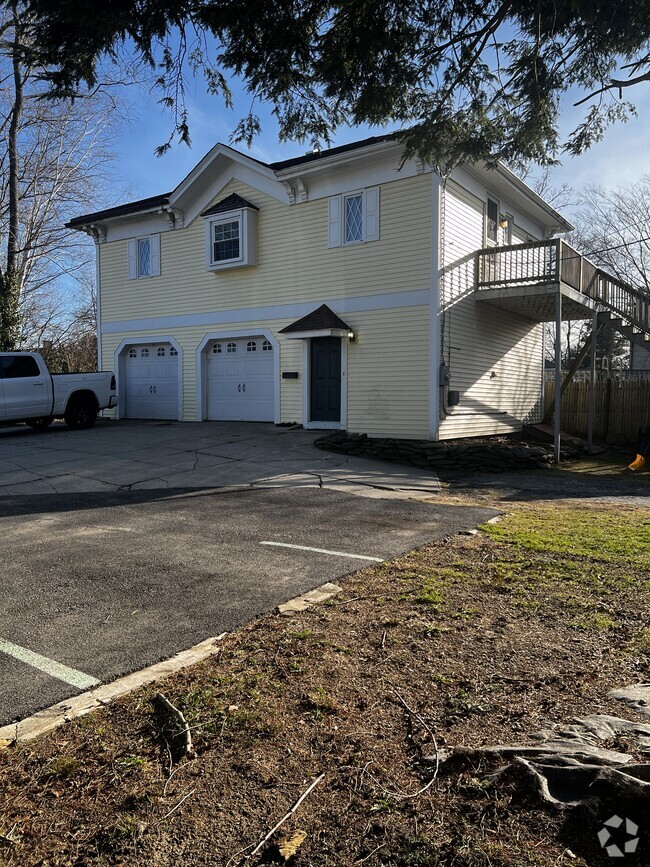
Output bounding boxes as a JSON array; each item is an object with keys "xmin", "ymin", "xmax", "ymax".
[{"xmin": 0, "ymin": 421, "xmax": 497, "ymax": 726}]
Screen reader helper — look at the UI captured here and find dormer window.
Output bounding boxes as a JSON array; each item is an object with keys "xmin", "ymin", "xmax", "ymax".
[{"xmin": 202, "ymin": 193, "xmax": 258, "ymax": 272}]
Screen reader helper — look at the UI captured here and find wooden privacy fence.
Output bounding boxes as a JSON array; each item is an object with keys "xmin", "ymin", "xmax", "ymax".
[{"xmin": 544, "ymin": 380, "xmax": 650, "ymax": 444}]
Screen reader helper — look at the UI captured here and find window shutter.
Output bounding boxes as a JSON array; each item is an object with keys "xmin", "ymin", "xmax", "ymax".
[
  {"xmin": 364, "ymin": 187, "xmax": 380, "ymax": 241},
  {"xmin": 150, "ymin": 234, "xmax": 161, "ymax": 276},
  {"xmin": 328, "ymin": 196, "xmax": 342, "ymax": 247},
  {"xmin": 128, "ymin": 239, "xmax": 137, "ymax": 279}
]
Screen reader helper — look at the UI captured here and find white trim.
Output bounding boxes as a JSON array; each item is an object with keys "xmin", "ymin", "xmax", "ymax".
[
  {"xmin": 283, "ymin": 328, "xmax": 348, "ymax": 340},
  {"xmin": 170, "ymin": 143, "xmax": 277, "ymax": 204},
  {"xmin": 275, "ymin": 140, "xmax": 404, "ymax": 180},
  {"xmin": 429, "ymin": 174, "xmax": 442, "ymax": 440},
  {"xmin": 96, "ymin": 242, "xmax": 102, "ymax": 371},
  {"xmin": 302, "ymin": 337, "xmax": 347, "ymax": 430},
  {"xmin": 195, "ymin": 328, "xmax": 280, "ymax": 423},
  {"xmin": 101, "ymin": 289, "xmax": 430, "ymax": 335},
  {"xmin": 113, "ymin": 336, "xmax": 183, "ymax": 421}
]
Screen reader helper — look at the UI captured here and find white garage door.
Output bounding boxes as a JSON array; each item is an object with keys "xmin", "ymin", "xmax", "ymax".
[
  {"xmin": 124, "ymin": 343, "xmax": 179, "ymax": 420},
  {"xmin": 206, "ymin": 337, "xmax": 274, "ymax": 421}
]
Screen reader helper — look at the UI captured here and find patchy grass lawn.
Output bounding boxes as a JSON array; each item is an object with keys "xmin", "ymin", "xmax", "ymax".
[{"xmin": 1, "ymin": 502, "xmax": 648, "ymax": 866}]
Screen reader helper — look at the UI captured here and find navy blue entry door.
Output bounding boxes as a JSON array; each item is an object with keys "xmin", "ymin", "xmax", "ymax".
[{"xmin": 310, "ymin": 337, "xmax": 341, "ymax": 422}]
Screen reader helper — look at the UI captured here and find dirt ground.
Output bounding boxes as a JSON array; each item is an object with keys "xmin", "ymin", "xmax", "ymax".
[{"xmin": 0, "ymin": 477, "xmax": 649, "ymax": 866}]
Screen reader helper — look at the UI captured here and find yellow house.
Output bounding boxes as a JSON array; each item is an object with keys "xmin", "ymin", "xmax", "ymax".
[{"xmin": 67, "ymin": 134, "xmax": 573, "ymax": 440}]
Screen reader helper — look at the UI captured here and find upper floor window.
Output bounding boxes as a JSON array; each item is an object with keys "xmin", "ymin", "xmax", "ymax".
[
  {"xmin": 213, "ymin": 219, "xmax": 240, "ymax": 263},
  {"xmin": 128, "ymin": 234, "xmax": 160, "ymax": 279},
  {"xmin": 328, "ymin": 187, "xmax": 380, "ymax": 248},
  {"xmin": 203, "ymin": 202, "xmax": 258, "ymax": 272},
  {"xmin": 486, "ymin": 198, "xmax": 499, "ymax": 245}
]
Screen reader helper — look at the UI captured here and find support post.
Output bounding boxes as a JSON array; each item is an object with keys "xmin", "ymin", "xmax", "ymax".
[
  {"xmin": 554, "ymin": 292, "xmax": 562, "ymax": 464},
  {"xmin": 587, "ymin": 311, "xmax": 598, "ymax": 453}
]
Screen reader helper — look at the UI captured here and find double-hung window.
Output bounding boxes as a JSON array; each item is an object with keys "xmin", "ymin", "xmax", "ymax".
[
  {"xmin": 128, "ymin": 234, "xmax": 160, "ymax": 278},
  {"xmin": 203, "ymin": 201, "xmax": 258, "ymax": 271},
  {"xmin": 328, "ymin": 187, "xmax": 380, "ymax": 248},
  {"xmin": 212, "ymin": 218, "xmax": 241, "ymax": 264}
]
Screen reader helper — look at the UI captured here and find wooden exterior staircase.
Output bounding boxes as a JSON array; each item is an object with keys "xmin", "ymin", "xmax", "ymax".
[{"xmin": 474, "ymin": 238, "xmax": 650, "ymax": 350}]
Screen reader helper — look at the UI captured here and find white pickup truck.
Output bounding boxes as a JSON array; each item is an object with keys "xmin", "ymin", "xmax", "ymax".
[{"xmin": 0, "ymin": 352, "xmax": 118, "ymax": 430}]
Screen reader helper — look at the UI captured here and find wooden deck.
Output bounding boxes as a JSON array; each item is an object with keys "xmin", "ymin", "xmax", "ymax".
[{"xmin": 475, "ymin": 239, "xmax": 650, "ymax": 327}]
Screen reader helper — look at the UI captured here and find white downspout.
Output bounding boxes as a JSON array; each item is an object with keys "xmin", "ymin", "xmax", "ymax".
[{"xmin": 429, "ymin": 173, "xmax": 442, "ymax": 440}]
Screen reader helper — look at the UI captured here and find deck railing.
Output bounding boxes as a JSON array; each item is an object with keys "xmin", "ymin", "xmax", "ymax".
[{"xmin": 476, "ymin": 239, "xmax": 650, "ymax": 334}]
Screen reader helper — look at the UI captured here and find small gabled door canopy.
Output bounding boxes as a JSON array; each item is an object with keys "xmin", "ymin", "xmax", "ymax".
[{"xmin": 279, "ymin": 304, "xmax": 353, "ymax": 340}]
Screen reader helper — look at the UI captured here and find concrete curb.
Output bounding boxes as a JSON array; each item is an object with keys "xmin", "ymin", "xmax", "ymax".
[
  {"xmin": 0, "ymin": 581, "xmax": 344, "ymax": 750},
  {"xmin": 0, "ymin": 634, "xmax": 227, "ymax": 750}
]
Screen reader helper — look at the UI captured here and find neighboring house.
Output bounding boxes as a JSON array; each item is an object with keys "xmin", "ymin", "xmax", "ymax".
[
  {"xmin": 67, "ymin": 133, "xmax": 575, "ymax": 440},
  {"xmin": 630, "ymin": 343, "xmax": 650, "ymax": 371}
]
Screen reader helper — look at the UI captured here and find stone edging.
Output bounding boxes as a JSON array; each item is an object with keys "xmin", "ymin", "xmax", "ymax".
[
  {"xmin": 315, "ymin": 432, "xmax": 555, "ymax": 473},
  {"xmin": 0, "ymin": 583, "xmax": 343, "ymax": 749}
]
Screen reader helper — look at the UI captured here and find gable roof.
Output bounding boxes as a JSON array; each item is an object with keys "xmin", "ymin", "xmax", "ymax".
[
  {"xmin": 279, "ymin": 304, "xmax": 352, "ymax": 334},
  {"xmin": 269, "ymin": 132, "xmax": 400, "ymax": 172},
  {"xmin": 66, "ymin": 192, "xmax": 172, "ymax": 229},
  {"xmin": 200, "ymin": 193, "xmax": 259, "ymax": 217},
  {"xmin": 65, "ymin": 132, "xmax": 572, "ymax": 234}
]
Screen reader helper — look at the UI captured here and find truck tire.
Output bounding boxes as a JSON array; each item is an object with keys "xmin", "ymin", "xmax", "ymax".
[
  {"xmin": 64, "ymin": 397, "xmax": 97, "ymax": 430},
  {"xmin": 26, "ymin": 417, "xmax": 53, "ymax": 430}
]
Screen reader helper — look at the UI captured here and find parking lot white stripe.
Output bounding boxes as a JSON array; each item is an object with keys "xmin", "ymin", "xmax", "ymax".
[
  {"xmin": 0, "ymin": 638, "xmax": 101, "ymax": 690},
  {"xmin": 260, "ymin": 541, "xmax": 383, "ymax": 562}
]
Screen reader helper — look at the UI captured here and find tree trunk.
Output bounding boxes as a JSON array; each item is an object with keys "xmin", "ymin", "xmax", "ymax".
[{"xmin": 0, "ymin": 0, "xmax": 23, "ymax": 350}]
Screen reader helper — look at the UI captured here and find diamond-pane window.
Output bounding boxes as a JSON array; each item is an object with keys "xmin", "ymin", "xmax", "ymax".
[
  {"xmin": 345, "ymin": 195, "xmax": 363, "ymax": 243},
  {"xmin": 213, "ymin": 220, "xmax": 240, "ymax": 262},
  {"xmin": 138, "ymin": 238, "xmax": 151, "ymax": 275}
]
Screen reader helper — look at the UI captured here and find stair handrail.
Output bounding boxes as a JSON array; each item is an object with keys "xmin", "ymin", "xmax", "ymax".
[{"xmin": 559, "ymin": 240, "xmax": 650, "ymax": 333}]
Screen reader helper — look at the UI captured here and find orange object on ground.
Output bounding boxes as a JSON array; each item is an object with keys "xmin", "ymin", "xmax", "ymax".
[{"xmin": 628, "ymin": 454, "xmax": 646, "ymax": 471}]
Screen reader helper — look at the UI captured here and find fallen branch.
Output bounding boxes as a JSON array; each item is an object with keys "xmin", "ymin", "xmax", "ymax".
[
  {"xmin": 391, "ymin": 688, "xmax": 440, "ymax": 798},
  {"xmin": 245, "ymin": 772, "xmax": 325, "ymax": 860},
  {"xmin": 153, "ymin": 692, "xmax": 195, "ymax": 759}
]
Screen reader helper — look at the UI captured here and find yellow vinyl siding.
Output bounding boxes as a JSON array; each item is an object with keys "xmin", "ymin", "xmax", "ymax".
[
  {"xmin": 100, "ymin": 174, "xmax": 432, "ymax": 324},
  {"xmin": 102, "ymin": 317, "xmax": 300, "ymax": 423},
  {"xmin": 100, "ymin": 171, "xmax": 432, "ymax": 435},
  {"xmin": 102, "ymin": 304, "xmax": 429, "ymax": 433},
  {"xmin": 347, "ymin": 306, "xmax": 429, "ymax": 438},
  {"xmin": 439, "ymin": 181, "xmax": 543, "ymax": 440}
]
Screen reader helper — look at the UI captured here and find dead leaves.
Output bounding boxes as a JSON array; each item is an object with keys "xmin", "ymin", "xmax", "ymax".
[{"xmin": 277, "ymin": 829, "xmax": 307, "ymax": 860}]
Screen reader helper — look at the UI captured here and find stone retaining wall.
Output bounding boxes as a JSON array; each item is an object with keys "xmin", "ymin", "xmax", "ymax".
[{"xmin": 314, "ymin": 432, "xmax": 557, "ymax": 473}]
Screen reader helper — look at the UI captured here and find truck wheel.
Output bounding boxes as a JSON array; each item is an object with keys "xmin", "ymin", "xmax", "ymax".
[
  {"xmin": 26, "ymin": 417, "xmax": 53, "ymax": 430},
  {"xmin": 64, "ymin": 398, "xmax": 97, "ymax": 430}
]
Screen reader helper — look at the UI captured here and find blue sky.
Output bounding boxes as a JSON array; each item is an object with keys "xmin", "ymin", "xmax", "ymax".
[{"xmin": 110, "ymin": 70, "xmax": 650, "ymax": 219}]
